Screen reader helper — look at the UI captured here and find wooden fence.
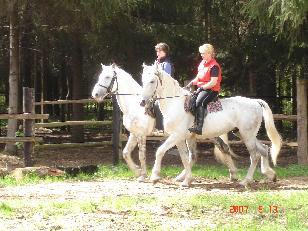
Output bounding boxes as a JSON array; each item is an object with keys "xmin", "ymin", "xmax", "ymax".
[
  {"xmin": 1, "ymin": 92, "xmax": 298, "ymax": 165},
  {"xmin": 0, "ymin": 88, "xmax": 49, "ymax": 166},
  {"xmin": 31, "ymin": 97, "xmax": 299, "ymax": 164}
]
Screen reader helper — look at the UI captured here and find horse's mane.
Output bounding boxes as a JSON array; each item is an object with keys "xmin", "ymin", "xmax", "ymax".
[
  {"xmin": 115, "ymin": 66, "xmax": 141, "ymax": 91},
  {"xmin": 157, "ymin": 69, "xmax": 188, "ymax": 97}
]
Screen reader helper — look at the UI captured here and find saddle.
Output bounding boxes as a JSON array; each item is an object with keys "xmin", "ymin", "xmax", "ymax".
[{"xmin": 184, "ymin": 93, "xmax": 223, "ymax": 114}]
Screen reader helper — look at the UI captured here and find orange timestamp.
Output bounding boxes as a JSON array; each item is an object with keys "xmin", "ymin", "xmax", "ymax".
[{"xmin": 229, "ymin": 205, "xmax": 285, "ymax": 216}]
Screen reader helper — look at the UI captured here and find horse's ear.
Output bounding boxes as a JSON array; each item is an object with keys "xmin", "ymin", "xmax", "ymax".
[
  {"xmin": 101, "ymin": 63, "xmax": 105, "ymax": 70},
  {"xmin": 142, "ymin": 62, "xmax": 146, "ymax": 68},
  {"xmin": 111, "ymin": 63, "xmax": 116, "ymax": 69},
  {"xmin": 154, "ymin": 60, "xmax": 159, "ymax": 70}
]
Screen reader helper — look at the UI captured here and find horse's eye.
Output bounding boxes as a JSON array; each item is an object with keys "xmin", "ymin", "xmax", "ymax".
[{"xmin": 150, "ymin": 80, "xmax": 155, "ymax": 84}]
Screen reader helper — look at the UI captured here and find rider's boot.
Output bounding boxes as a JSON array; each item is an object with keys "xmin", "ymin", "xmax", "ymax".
[{"xmin": 188, "ymin": 106, "xmax": 207, "ymax": 135}]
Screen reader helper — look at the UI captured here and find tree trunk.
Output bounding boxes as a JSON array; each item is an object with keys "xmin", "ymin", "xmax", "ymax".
[
  {"xmin": 203, "ymin": 0, "xmax": 210, "ymax": 41},
  {"xmin": 70, "ymin": 32, "xmax": 84, "ymax": 143},
  {"xmin": 59, "ymin": 59, "xmax": 67, "ymax": 124},
  {"xmin": 5, "ymin": 1, "xmax": 19, "ymax": 154},
  {"xmin": 20, "ymin": 1, "xmax": 33, "ymax": 88},
  {"xmin": 248, "ymin": 70, "xmax": 257, "ymax": 96},
  {"xmin": 296, "ymin": 77, "xmax": 308, "ymax": 164}
]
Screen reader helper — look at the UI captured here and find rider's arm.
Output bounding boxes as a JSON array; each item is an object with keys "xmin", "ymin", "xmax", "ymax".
[
  {"xmin": 201, "ymin": 77, "xmax": 218, "ymax": 89},
  {"xmin": 162, "ymin": 62, "xmax": 172, "ymax": 76},
  {"xmin": 191, "ymin": 70, "xmax": 205, "ymax": 85}
]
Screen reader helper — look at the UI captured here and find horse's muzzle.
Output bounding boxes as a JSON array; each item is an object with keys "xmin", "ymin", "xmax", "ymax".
[{"xmin": 140, "ymin": 100, "xmax": 146, "ymax": 107}]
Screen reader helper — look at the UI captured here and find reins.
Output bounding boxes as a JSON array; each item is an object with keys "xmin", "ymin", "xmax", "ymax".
[{"xmin": 97, "ymin": 69, "xmax": 190, "ymax": 99}]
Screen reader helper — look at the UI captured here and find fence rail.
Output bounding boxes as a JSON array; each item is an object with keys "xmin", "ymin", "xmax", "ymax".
[
  {"xmin": 34, "ymin": 98, "xmax": 99, "ymax": 105},
  {"xmin": 34, "ymin": 120, "xmax": 111, "ymax": 128},
  {"xmin": 0, "ymin": 113, "xmax": 49, "ymax": 120},
  {"xmin": 29, "ymin": 97, "xmax": 299, "ymax": 164},
  {"xmin": 0, "ymin": 88, "xmax": 49, "ymax": 166}
]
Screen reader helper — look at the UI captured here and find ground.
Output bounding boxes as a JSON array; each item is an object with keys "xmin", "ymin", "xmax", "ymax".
[
  {"xmin": 0, "ymin": 129, "xmax": 306, "ymax": 230},
  {"xmin": 0, "ymin": 177, "xmax": 307, "ymax": 230}
]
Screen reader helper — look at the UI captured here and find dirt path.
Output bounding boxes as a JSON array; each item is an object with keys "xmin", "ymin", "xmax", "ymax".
[
  {"xmin": 0, "ymin": 177, "xmax": 307, "ymax": 231},
  {"xmin": 1, "ymin": 177, "xmax": 307, "ymax": 201}
]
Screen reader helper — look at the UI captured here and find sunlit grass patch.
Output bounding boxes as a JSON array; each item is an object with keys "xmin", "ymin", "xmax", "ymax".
[
  {"xmin": 0, "ymin": 192, "xmax": 307, "ymax": 230},
  {"xmin": 0, "ymin": 163, "xmax": 307, "ymax": 187},
  {"xmin": 162, "ymin": 191, "xmax": 308, "ymax": 230},
  {"xmin": 0, "ymin": 202, "xmax": 14, "ymax": 216}
]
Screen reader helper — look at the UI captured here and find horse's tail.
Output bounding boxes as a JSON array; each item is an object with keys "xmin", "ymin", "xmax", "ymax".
[{"xmin": 257, "ymin": 99, "xmax": 282, "ymax": 166}]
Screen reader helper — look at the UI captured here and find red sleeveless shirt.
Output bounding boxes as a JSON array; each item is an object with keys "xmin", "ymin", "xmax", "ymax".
[{"xmin": 192, "ymin": 58, "xmax": 222, "ymax": 92}]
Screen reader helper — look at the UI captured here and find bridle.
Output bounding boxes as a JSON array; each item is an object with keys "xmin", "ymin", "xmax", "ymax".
[
  {"xmin": 97, "ymin": 70, "xmax": 118, "ymax": 96},
  {"xmin": 147, "ymin": 70, "xmax": 186, "ymax": 101},
  {"xmin": 147, "ymin": 70, "xmax": 162, "ymax": 102}
]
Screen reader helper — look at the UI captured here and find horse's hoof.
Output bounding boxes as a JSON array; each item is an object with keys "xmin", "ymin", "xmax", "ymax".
[
  {"xmin": 180, "ymin": 177, "xmax": 193, "ymax": 187},
  {"xmin": 180, "ymin": 182, "xmax": 190, "ymax": 187},
  {"xmin": 175, "ymin": 174, "xmax": 185, "ymax": 182},
  {"xmin": 180, "ymin": 179, "xmax": 192, "ymax": 187},
  {"xmin": 268, "ymin": 173, "xmax": 277, "ymax": 182},
  {"xmin": 230, "ymin": 178, "xmax": 238, "ymax": 183},
  {"xmin": 239, "ymin": 179, "xmax": 252, "ymax": 187},
  {"xmin": 137, "ymin": 175, "xmax": 147, "ymax": 182},
  {"xmin": 150, "ymin": 174, "xmax": 161, "ymax": 184}
]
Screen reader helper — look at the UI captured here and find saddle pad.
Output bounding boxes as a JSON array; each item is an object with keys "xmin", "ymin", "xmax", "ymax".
[
  {"xmin": 184, "ymin": 94, "xmax": 223, "ymax": 113},
  {"xmin": 207, "ymin": 100, "xmax": 223, "ymax": 113}
]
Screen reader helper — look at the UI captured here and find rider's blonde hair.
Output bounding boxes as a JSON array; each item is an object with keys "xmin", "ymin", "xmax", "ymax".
[{"xmin": 199, "ymin": 44, "xmax": 215, "ymax": 57}]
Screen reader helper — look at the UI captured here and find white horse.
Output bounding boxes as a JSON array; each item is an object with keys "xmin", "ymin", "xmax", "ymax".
[
  {"xmin": 92, "ymin": 64, "xmax": 155, "ymax": 181},
  {"xmin": 140, "ymin": 63, "xmax": 282, "ymax": 186}
]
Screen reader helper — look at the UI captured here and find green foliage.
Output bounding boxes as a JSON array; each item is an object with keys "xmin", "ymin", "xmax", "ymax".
[
  {"xmin": 0, "ymin": 202, "xmax": 14, "ymax": 216},
  {"xmin": 0, "ymin": 0, "xmax": 305, "ymax": 140},
  {"xmin": 241, "ymin": 0, "xmax": 308, "ymax": 48},
  {"xmin": 15, "ymin": 129, "xmax": 24, "ymax": 149}
]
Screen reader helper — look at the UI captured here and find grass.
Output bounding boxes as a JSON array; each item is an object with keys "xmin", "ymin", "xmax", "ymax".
[
  {"xmin": 0, "ymin": 162, "xmax": 307, "ymax": 228},
  {"xmin": 0, "ymin": 202, "xmax": 14, "ymax": 216},
  {"xmin": 1, "ymin": 192, "xmax": 307, "ymax": 230},
  {"xmin": 0, "ymin": 163, "xmax": 308, "ymax": 187}
]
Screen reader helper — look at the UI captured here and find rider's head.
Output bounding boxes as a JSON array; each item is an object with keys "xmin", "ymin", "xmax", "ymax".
[
  {"xmin": 155, "ymin": 42, "xmax": 170, "ymax": 59},
  {"xmin": 199, "ymin": 44, "xmax": 215, "ymax": 61}
]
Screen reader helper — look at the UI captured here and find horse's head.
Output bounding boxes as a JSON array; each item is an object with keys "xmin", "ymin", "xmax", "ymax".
[
  {"xmin": 91, "ymin": 63, "xmax": 117, "ymax": 102},
  {"xmin": 140, "ymin": 62, "xmax": 162, "ymax": 107}
]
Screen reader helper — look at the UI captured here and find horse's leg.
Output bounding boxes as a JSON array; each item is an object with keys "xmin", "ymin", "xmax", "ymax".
[
  {"xmin": 150, "ymin": 134, "xmax": 182, "ymax": 183},
  {"xmin": 176, "ymin": 141, "xmax": 193, "ymax": 187},
  {"xmin": 214, "ymin": 145, "xmax": 238, "ymax": 182},
  {"xmin": 240, "ymin": 138, "xmax": 261, "ymax": 186},
  {"xmin": 123, "ymin": 133, "xmax": 140, "ymax": 177},
  {"xmin": 175, "ymin": 137, "xmax": 197, "ymax": 182},
  {"xmin": 213, "ymin": 134, "xmax": 238, "ymax": 182},
  {"xmin": 256, "ymin": 140, "xmax": 277, "ymax": 182},
  {"xmin": 137, "ymin": 136, "xmax": 147, "ymax": 182}
]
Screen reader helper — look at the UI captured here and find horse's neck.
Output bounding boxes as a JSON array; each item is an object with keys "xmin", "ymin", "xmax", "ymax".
[
  {"xmin": 157, "ymin": 72, "xmax": 186, "ymax": 114},
  {"xmin": 115, "ymin": 70, "xmax": 141, "ymax": 114}
]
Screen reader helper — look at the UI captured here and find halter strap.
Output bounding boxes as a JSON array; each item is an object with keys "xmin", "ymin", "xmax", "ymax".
[{"xmin": 97, "ymin": 70, "xmax": 118, "ymax": 97}]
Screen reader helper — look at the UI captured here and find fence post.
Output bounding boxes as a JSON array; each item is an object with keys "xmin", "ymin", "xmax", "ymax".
[
  {"xmin": 112, "ymin": 95, "xmax": 122, "ymax": 165},
  {"xmin": 297, "ymin": 78, "xmax": 308, "ymax": 165},
  {"xmin": 23, "ymin": 87, "xmax": 34, "ymax": 167}
]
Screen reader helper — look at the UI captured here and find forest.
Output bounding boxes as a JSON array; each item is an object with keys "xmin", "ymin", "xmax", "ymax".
[{"xmin": 0, "ymin": 0, "xmax": 307, "ymax": 158}]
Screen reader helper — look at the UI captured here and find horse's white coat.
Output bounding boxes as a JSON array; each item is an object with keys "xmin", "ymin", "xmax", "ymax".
[
  {"xmin": 92, "ymin": 64, "xmax": 155, "ymax": 181},
  {"xmin": 141, "ymin": 64, "xmax": 282, "ymax": 186}
]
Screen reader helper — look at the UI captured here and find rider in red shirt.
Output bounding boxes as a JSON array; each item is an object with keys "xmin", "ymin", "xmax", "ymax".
[{"xmin": 186, "ymin": 44, "xmax": 222, "ymax": 135}]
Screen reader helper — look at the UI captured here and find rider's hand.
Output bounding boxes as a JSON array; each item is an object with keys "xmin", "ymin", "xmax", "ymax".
[{"xmin": 194, "ymin": 87, "xmax": 203, "ymax": 95}]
